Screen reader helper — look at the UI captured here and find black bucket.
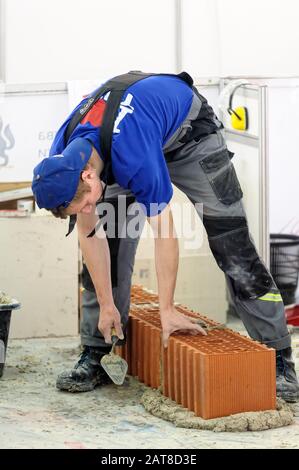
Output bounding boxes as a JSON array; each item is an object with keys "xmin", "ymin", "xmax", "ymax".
[
  {"xmin": 270, "ymin": 234, "xmax": 299, "ymax": 306},
  {"xmin": 0, "ymin": 301, "xmax": 21, "ymax": 377}
]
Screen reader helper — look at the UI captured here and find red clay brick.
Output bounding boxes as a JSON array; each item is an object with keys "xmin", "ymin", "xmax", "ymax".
[
  {"xmin": 115, "ymin": 285, "xmax": 276, "ymax": 419},
  {"xmin": 130, "ymin": 285, "xmax": 159, "ymax": 305},
  {"xmin": 174, "ymin": 341, "xmax": 182, "ymax": 404},
  {"xmin": 168, "ymin": 337, "xmax": 176, "ymax": 401},
  {"xmin": 131, "ymin": 318, "xmax": 139, "ymax": 377},
  {"xmin": 180, "ymin": 345, "xmax": 188, "ymax": 408},
  {"xmin": 187, "ymin": 348, "xmax": 194, "ymax": 412},
  {"xmin": 152, "ymin": 327, "xmax": 162, "ymax": 388},
  {"xmin": 137, "ymin": 320, "xmax": 144, "ymax": 381},
  {"xmin": 150, "ymin": 326, "xmax": 159, "ymax": 387},
  {"xmin": 143, "ymin": 324, "xmax": 150, "ymax": 386}
]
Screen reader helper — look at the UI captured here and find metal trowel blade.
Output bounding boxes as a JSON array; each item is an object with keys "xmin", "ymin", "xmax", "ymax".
[{"xmin": 100, "ymin": 352, "xmax": 128, "ymax": 385}]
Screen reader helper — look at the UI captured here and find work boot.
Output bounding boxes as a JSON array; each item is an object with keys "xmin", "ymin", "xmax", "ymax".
[
  {"xmin": 56, "ymin": 345, "xmax": 112, "ymax": 392},
  {"xmin": 276, "ymin": 347, "xmax": 299, "ymax": 402}
]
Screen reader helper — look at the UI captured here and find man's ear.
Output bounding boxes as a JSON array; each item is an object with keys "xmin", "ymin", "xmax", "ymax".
[{"xmin": 81, "ymin": 165, "xmax": 93, "ymax": 182}]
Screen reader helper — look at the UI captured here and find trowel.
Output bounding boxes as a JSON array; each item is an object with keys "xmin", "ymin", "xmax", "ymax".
[{"xmin": 100, "ymin": 328, "xmax": 128, "ymax": 385}]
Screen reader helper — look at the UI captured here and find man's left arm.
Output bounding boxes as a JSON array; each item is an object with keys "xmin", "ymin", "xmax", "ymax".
[{"xmin": 147, "ymin": 205, "xmax": 206, "ymax": 347}]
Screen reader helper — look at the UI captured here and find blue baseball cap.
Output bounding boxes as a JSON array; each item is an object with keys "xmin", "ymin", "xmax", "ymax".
[{"xmin": 32, "ymin": 138, "xmax": 93, "ymax": 209}]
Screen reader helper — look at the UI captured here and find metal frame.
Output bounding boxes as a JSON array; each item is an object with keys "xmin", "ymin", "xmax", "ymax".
[
  {"xmin": 223, "ymin": 129, "xmax": 259, "ymax": 147},
  {"xmin": 175, "ymin": 0, "xmax": 182, "ymax": 72},
  {"xmin": 0, "ymin": 82, "xmax": 67, "ymax": 97},
  {"xmin": 258, "ymin": 86, "xmax": 269, "ymax": 267}
]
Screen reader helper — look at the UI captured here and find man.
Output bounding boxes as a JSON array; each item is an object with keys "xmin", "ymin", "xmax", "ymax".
[{"xmin": 32, "ymin": 72, "xmax": 299, "ymax": 402}]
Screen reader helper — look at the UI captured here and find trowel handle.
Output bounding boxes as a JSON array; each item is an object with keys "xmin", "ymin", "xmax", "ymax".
[{"xmin": 111, "ymin": 327, "xmax": 118, "ymax": 345}]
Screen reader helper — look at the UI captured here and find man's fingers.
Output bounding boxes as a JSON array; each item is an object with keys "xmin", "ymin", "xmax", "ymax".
[
  {"xmin": 104, "ymin": 331, "xmax": 112, "ymax": 344},
  {"xmin": 176, "ymin": 327, "xmax": 207, "ymax": 336},
  {"xmin": 182, "ymin": 314, "xmax": 207, "ymax": 328},
  {"xmin": 99, "ymin": 325, "xmax": 112, "ymax": 344},
  {"xmin": 171, "ymin": 324, "xmax": 207, "ymax": 337},
  {"xmin": 182, "ymin": 314, "xmax": 200, "ymax": 323},
  {"xmin": 181, "ymin": 318, "xmax": 207, "ymax": 336},
  {"xmin": 163, "ymin": 324, "xmax": 207, "ymax": 349},
  {"xmin": 193, "ymin": 324, "xmax": 207, "ymax": 335},
  {"xmin": 183, "ymin": 314, "xmax": 208, "ymax": 328},
  {"xmin": 162, "ymin": 331, "xmax": 170, "ymax": 349},
  {"xmin": 115, "ymin": 323, "xmax": 124, "ymax": 340}
]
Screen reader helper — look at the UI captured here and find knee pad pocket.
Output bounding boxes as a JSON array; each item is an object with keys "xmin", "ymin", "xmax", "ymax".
[
  {"xmin": 203, "ymin": 216, "xmax": 248, "ymax": 238},
  {"xmin": 204, "ymin": 217, "xmax": 274, "ymax": 299},
  {"xmin": 200, "ymin": 149, "xmax": 243, "ymax": 205}
]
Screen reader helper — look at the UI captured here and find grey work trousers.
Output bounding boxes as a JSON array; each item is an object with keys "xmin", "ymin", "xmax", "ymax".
[{"xmin": 81, "ymin": 100, "xmax": 290, "ymax": 352}]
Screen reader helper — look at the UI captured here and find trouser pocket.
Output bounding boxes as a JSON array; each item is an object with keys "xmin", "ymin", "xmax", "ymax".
[
  {"xmin": 199, "ymin": 148, "xmax": 243, "ymax": 205},
  {"xmin": 205, "ymin": 219, "xmax": 275, "ymax": 300}
]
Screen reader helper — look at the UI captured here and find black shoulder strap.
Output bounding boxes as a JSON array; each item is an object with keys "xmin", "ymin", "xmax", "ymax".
[
  {"xmin": 98, "ymin": 72, "xmax": 154, "ymax": 184},
  {"xmin": 64, "ymin": 70, "xmax": 194, "ymax": 237},
  {"xmin": 177, "ymin": 71, "xmax": 193, "ymax": 87},
  {"xmin": 65, "ymin": 70, "xmax": 194, "ymax": 154},
  {"xmin": 65, "ymin": 71, "xmax": 153, "ymax": 146}
]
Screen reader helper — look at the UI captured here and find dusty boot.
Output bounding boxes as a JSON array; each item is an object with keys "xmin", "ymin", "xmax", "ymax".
[
  {"xmin": 276, "ymin": 347, "xmax": 299, "ymax": 402},
  {"xmin": 56, "ymin": 346, "xmax": 112, "ymax": 392}
]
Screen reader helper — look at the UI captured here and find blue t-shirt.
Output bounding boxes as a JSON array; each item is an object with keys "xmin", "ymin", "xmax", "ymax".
[{"xmin": 50, "ymin": 75, "xmax": 193, "ymax": 216}]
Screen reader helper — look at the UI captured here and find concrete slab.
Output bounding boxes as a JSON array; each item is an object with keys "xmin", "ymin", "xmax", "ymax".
[{"xmin": 0, "ymin": 332, "xmax": 299, "ymax": 449}]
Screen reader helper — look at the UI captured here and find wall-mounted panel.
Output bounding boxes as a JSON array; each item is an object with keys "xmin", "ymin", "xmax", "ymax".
[
  {"xmin": 180, "ymin": 0, "xmax": 220, "ymax": 77},
  {"xmin": 216, "ymin": 0, "xmax": 299, "ymax": 77},
  {"xmin": 4, "ymin": 0, "xmax": 176, "ymax": 83}
]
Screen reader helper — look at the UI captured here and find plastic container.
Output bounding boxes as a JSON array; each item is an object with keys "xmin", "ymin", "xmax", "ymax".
[
  {"xmin": 270, "ymin": 234, "xmax": 299, "ymax": 306},
  {"xmin": 285, "ymin": 305, "xmax": 299, "ymax": 326},
  {"xmin": 0, "ymin": 300, "xmax": 21, "ymax": 377}
]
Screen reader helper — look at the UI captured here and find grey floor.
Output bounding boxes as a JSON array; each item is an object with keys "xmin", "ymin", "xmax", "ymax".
[{"xmin": 1, "ymin": 321, "xmax": 299, "ymax": 449}]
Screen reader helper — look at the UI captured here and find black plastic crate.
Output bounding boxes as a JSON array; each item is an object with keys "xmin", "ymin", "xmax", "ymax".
[
  {"xmin": 0, "ymin": 301, "xmax": 21, "ymax": 377},
  {"xmin": 270, "ymin": 234, "xmax": 299, "ymax": 306}
]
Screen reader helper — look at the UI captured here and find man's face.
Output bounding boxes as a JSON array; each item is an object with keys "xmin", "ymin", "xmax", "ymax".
[{"xmin": 65, "ymin": 167, "xmax": 103, "ymax": 216}]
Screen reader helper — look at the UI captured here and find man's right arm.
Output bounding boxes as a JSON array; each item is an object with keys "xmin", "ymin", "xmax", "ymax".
[{"xmin": 77, "ymin": 212, "xmax": 124, "ymax": 343}]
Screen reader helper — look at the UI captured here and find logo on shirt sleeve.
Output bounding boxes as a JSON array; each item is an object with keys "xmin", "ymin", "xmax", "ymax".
[
  {"xmin": 114, "ymin": 93, "xmax": 134, "ymax": 134},
  {"xmin": 80, "ymin": 93, "xmax": 134, "ymax": 133},
  {"xmin": 81, "ymin": 99, "xmax": 107, "ymax": 127}
]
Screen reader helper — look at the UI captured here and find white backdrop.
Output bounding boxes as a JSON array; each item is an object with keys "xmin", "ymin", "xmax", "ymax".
[
  {"xmin": 216, "ymin": 0, "xmax": 299, "ymax": 77},
  {"xmin": 2, "ymin": 0, "xmax": 176, "ymax": 83},
  {"xmin": 2, "ymin": 0, "xmax": 299, "ymax": 82}
]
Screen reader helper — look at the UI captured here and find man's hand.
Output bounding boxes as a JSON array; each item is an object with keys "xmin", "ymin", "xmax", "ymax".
[
  {"xmin": 160, "ymin": 306, "xmax": 207, "ymax": 348},
  {"xmin": 98, "ymin": 304, "xmax": 124, "ymax": 344}
]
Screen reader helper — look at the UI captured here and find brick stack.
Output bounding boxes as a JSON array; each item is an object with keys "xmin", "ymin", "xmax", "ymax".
[{"xmin": 116, "ymin": 285, "xmax": 276, "ymax": 419}]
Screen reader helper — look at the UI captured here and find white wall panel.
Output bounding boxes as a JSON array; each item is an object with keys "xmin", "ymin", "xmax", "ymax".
[
  {"xmin": 0, "ymin": 87, "xmax": 68, "ymax": 181},
  {"xmin": 267, "ymin": 80, "xmax": 299, "ymax": 234},
  {"xmin": 181, "ymin": 0, "xmax": 220, "ymax": 77},
  {"xmin": 0, "ymin": 216, "xmax": 79, "ymax": 339},
  {"xmin": 4, "ymin": 0, "xmax": 176, "ymax": 83},
  {"xmin": 216, "ymin": 0, "xmax": 299, "ymax": 77}
]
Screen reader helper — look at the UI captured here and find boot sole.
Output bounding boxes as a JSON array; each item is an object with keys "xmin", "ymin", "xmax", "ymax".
[
  {"xmin": 276, "ymin": 391, "xmax": 299, "ymax": 403},
  {"xmin": 56, "ymin": 372, "xmax": 113, "ymax": 393},
  {"xmin": 56, "ymin": 377, "xmax": 100, "ymax": 393}
]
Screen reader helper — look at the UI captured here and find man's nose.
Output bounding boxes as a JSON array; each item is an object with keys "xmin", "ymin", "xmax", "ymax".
[{"xmin": 81, "ymin": 205, "xmax": 92, "ymax": 214}]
